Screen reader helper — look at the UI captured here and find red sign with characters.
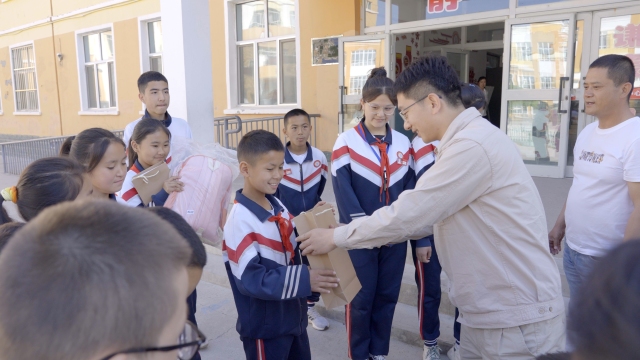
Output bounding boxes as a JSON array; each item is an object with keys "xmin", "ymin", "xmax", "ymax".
[{"xmin": 427, "ymin": 0, "xmax": 460, "ymax": 14}]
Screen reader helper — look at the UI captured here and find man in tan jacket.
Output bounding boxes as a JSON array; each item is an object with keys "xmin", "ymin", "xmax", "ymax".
[{"xmin": 298, "ymin": 56, "xmax": 565, "ymax": 359}]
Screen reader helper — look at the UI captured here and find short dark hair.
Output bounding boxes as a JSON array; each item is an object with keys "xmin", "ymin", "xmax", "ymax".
[
  {"xmin": 66, "ymin": 128, "xmax": 126, "ymax": 173},
  {"xmin": 237, "ymin": 130, "xmax": 284, "ymax": 164},
  {"xmin": 478, "ymin": 76, "xmax": 487, "ymax": 83},
  {"xmin": 460, "ymin": 83, "xmax": 486, "ymax": 111},
  {"xmin": 0, "ymin": 200, "xmax": 191, "ymax": 360},
  {"xmin": 0, "ymin": 222, "xmax": 24, "ymax": 254},
  {"xmin": 0, "ymin": 157, "xmax": 86, "ymax": 223},
  {"xmin": 589, "ymin": 54, "xmax": 636, "ymax": 101},
  {"xmin": 284, "ymin": 108, "xmax": 311, "ymax": 127},
  {"xmin": 138, "ymin": 71, "xmax": 168, "ymax": 93},
  {"xmin": 567, "ymin": 241, "xmax": 640, "ymax": 359},
  {"xmin": 362, "ymin": 67, "xmax": 397, "ymax": 106},
  {"xmin": 128, "ymin": 119, "xmax": 171, "ymax": 167},
  {"xmin": 147, "ymin": 207, "xmax": 207, "ymax": 268},
  {"xmin": 395, "ymin": 55, "xmax": 462, "ymax": 107}
]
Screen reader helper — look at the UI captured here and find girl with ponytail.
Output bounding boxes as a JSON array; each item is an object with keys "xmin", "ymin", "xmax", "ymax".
[
  {"xmin": 0, "ymin": 157, "xmax": 91, "ymax": 225},
  {"xmin": 330, "ymin": 67, "xmax": 428, "ymax": 359}
]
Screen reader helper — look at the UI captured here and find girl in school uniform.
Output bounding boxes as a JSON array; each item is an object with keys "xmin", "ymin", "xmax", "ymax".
[
  {"xmin": 331, "ymin": 68, "xmax": 422, "ymax": 360},
  {"xmin": 117, "ymin": 119, "xmax": 183, "ymax": 207},
  {"xmin": 61, "ymin": 128, "xmax": 127, "ymax": 201}
]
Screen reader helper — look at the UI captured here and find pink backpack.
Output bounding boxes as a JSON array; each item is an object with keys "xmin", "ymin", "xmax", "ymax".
[{"xmin": 164, "ymin": 155, "xmax": 234, "ymax": 246}]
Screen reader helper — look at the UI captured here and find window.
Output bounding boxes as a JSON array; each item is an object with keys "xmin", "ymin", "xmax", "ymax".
[
  {"xmin": 541, "ymin": 76, "xmax": 553, "ymax": 89},
  {"xmin": 10, "ymin": 43, "xmax": 40, "ymax": 112},
  {"xmin": 366, "ymin": 0, "xmax": 373, "ymax": 10},
  {"xmin": 78, "ymin": 28, "xmax": 117, "ymax": 110},
  {"xmin": 351, "ymin": 49, "xmax": 377, "ymax": 67},
  {"xmin": 599, "ymin": 31, "xmax": 608, "ymax": 49},
  {"xmin": 147, "ymin": 21, "xmax": 163, "ymax": 72},
  {"xmin": 519, "ymin": 75, "xmax": 535, "ymax": 89},
  {"xmin": 558, "ymin": 45, "xmax": 568, "ymax": 61},
  {"xmin": 537, "ymin": 42, "xmax": 553, "ymax": 61},
  {"xmin": 235, "ymin": 0, "xmax": 297, "ymax": 106},
  {"xmin": 349, "ymin": 75, "xmax": 368, "ymax": 95},
  {"xmin": 515, "ymin": 42, "xmax": 532, "ymax": 61}
]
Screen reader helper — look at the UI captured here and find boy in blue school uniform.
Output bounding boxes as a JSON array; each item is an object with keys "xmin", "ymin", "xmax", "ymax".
[
  {"xmin": 223, "ymin": 130, "xmax": 339, "ymax": 360},
  {"xmin": 275, "ymin": 109, "xmax": 330, "ymax": 331},
  {"xmin": 331, "ymin": 68, "xmax": 430, "ymax": 360},
  {"xmin": 410, "ymin": 137, "xmax": 444, "ymax": 360}
]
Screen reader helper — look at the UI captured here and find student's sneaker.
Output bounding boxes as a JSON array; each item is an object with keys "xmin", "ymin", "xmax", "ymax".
[
  {"xmin": 369, "ymin": 356, "xmax": 386, "ymax": 360},
  {"xmin": 307, "ymin": 306, "xmax": 329, "ymax": 331},
  {"xmin": 423, "ymin": 344, "xmax": 441, "ymax": 360},
  {"xmin": 199, "ymin": 338, "xmax": 209, "ymax": 350},
  {"xmin": 446, "ymin": 343, "xmax": 460, "ymax": 360}
]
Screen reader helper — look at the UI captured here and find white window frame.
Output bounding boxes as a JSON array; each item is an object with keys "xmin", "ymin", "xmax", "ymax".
[
  {"xmin": 138, "ymin": 13, "xmax": 162, "ymax": 114},
  {"xmin": 538, "ymin": 42, "xmax": 553, "ymax": 61},
  {"xmin": 515, "ymin": 42, "xmax": 532, "ymax": 61},
  {"xmin": 75, "ymin": 24, "xmax": 119, "ymax": 116},
  {"xmin": 9, "ymin": 41, "xmax": 41, "ymax": 116},
  {"xmin": 540, "ymin": 76, "xmax": 553, "ymax": 89},
  {"xmin": 519, "ymin": 75, "xmax": 535, "ymax": 89},
  {"xmin": 348, "ymin": 75, "xmax": 368, "ymax": 95},
  {"xmin": 224, "ymin": 0, "xmax": 301, "ymax": 115}
]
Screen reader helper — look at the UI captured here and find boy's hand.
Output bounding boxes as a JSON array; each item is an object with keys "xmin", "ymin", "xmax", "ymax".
[
  {"xmin": 163, "ymin": 176, "xmax": 184, "ymax": 193},
  {"xmin": 417, "ymin": 246, "xmax": 432, "ymax": 263},
  {"xmin": 309, "ymin": 269, "xmax": 340, "ymax": 294}
]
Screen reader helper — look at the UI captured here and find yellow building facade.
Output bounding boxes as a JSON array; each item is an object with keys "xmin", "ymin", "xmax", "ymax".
[{"xmin": 2, "ymin": 0, "xmax": 640, "ymax": 178}]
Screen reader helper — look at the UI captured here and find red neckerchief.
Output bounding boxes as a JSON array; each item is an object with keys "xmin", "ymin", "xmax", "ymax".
[
  {"xmin": 356, "ymin": 123, "xmax": 391, "ymax": 205},
  {"xmin": 268, "ymin": 213, "xmax": 295, "ymax": 262}
]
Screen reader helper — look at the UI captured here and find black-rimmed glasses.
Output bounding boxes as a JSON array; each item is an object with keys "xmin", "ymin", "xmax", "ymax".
[
  {"xmin": 101, "ymin": 321, "xmax": 207, "ymax": 360},
  {"xmin": 399, "ymin": 93, "xmax": 442, "ymax": 122}
]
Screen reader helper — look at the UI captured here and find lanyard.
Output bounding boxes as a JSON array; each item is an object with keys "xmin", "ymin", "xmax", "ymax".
[{"xmin": 355, "ymin": 122, "xmax": 389, "ymax": 162}]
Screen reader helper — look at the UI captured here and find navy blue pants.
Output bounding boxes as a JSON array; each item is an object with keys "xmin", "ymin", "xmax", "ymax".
[
  {"xmin": 410, "ymin": 239, "xmax": 442, "ymax": 344},
  {"xmin": 241, "ymin": 330, "xmax": 311, "ymax": 360},
  {"xmin": 346, "ymin": 244, "xmax": 407, "ymax": 359},
  {"xmin": 186, "ymin": 289, "xmax": 201, "ymax": 360}
]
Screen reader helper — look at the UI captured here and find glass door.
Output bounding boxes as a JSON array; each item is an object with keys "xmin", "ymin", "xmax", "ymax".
[
  {"xmin": 443, "ymin": 49, "xmax": 470, "ymax": 82},
  {"xmin": 338, "ymin": 34, "xmax": 390, "ymax": 133},
  {"xmin": 501, "ymin": 14, "xmax": 577, "ymax": 178}
]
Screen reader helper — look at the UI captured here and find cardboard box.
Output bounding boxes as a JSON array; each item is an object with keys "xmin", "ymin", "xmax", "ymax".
[{"xmin": 294, "ymin": 204, "xmax": 362, "ymax": 309}]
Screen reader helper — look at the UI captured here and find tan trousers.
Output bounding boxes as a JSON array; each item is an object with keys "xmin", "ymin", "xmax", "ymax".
[{"xmin": 460, "ymin": 314, "xmax": 566, "ymax": 360}]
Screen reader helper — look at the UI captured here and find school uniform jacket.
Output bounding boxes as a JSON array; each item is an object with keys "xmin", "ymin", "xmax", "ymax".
[
  {"xmin": 410, "ymin": 137, "xmax": 439, "ymax": 247},
  {"xmin": 222, "ymin": 190, "xmax": 311, "ymax": 339},
  {"xmin": 275, "ymin": 142, "xmax": 328, "ymax": 216},
  {"xmin": 332, "ymin": 120, "xmax": 428, "ymax": 246},
  {"xmin": 116, "ymin": 160, "xmax": 170, "ymax": 207}
]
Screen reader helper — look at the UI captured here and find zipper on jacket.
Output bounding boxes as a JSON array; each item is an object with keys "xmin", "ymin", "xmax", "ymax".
[{"xmin": 299, "ymin": 163, "xmax": 306, "ymax": 210}]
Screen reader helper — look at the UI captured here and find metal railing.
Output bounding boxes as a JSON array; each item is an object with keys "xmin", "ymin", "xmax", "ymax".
[
  {"xmin": 214, "ymin": 114, "xmax": 319, "ymax": 150},
  {"xmin": 1, "ymin": 130, "xmax": 124, "ymax": 175}
]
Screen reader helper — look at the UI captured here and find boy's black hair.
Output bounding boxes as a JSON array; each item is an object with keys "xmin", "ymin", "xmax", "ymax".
[
  {"xmin": 568, "ymin": 241, "xmax": 640, "ymax": 359},
  {"xmin": 0, "ymin": 200, "xmax": 191, "ymax": 360},
  {"xmin": 138, "ymin": 71, "xmax": 169, "ymax": 94},
  {"xmin": 66, "ymin": 128, "xmax": 126, "ymax": 173},
  {"xmin": 394, "ymin": 55, "xmax": 462, "ymax": 107},
  {"xmin": 460, "ymin": 83, "xmax": 486, "ymax": 111},
  {"xmin": 237, "ymin": 130, "xmax": 285, "ymax": 164},
  {"xmin": 146, "ymin": 207, "xmax": 207, "ymax": 268},
  {"xmin": 283, "ymin": 108, "xmax": 311, "ymax": 127},
  {"xmin": 589, "ymin": 54, "xmax": 636, "ymax": 101},
  {"xmin": 0, "ymin": 222, "xmax": 24, "ymax": 254},
  {"xmin": 1, "ymin": 157, "xmax": 86, "ymax": 224},
  {"xmin": 478, "ymin": 76, "xmax": 487, "ymax": 83},
  {"xmin": 362, "ymin": 67, "xmax": 397, "ymax": 106},
  {"xmin": 128, "ymin": 119, "xmax": 171, "ymax": 168}
]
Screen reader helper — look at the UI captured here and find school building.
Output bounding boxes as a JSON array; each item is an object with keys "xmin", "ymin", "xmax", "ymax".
[{"xmin": 1, "ymin": 0, "xmax": 639, "ymax": 178}]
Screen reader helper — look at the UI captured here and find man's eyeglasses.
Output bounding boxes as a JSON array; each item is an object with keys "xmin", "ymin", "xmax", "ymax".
[
  {"xmin": 399, "ymin": 94, "xmax": 442, "ymax": 122},
  {"xmin": 101, "ymin": 321, "xmax": 207, "ymax": 360},
  {"xmin": 366, "ymin": 102, "xmax": 397, "ymax": 116}
]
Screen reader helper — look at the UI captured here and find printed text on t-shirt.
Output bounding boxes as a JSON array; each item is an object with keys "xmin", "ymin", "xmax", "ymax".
[{"xmin": 578, "ymin": 150, "xmax": 604, "ymax": 164}]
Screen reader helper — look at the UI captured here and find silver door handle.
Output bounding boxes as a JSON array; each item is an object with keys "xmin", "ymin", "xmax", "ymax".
[{"xmin": 557, "ymin": 77, "xmax": 570, "ymax": 114}]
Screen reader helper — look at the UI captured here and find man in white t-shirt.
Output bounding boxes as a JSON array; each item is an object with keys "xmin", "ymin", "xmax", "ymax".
[
  {"xmin": 549, "ymin": 54, "xmax": 640, "ymax": 300},
  {"xmin": 123, "ymin": 71, "xmax": 193, "ymax": 167}
]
